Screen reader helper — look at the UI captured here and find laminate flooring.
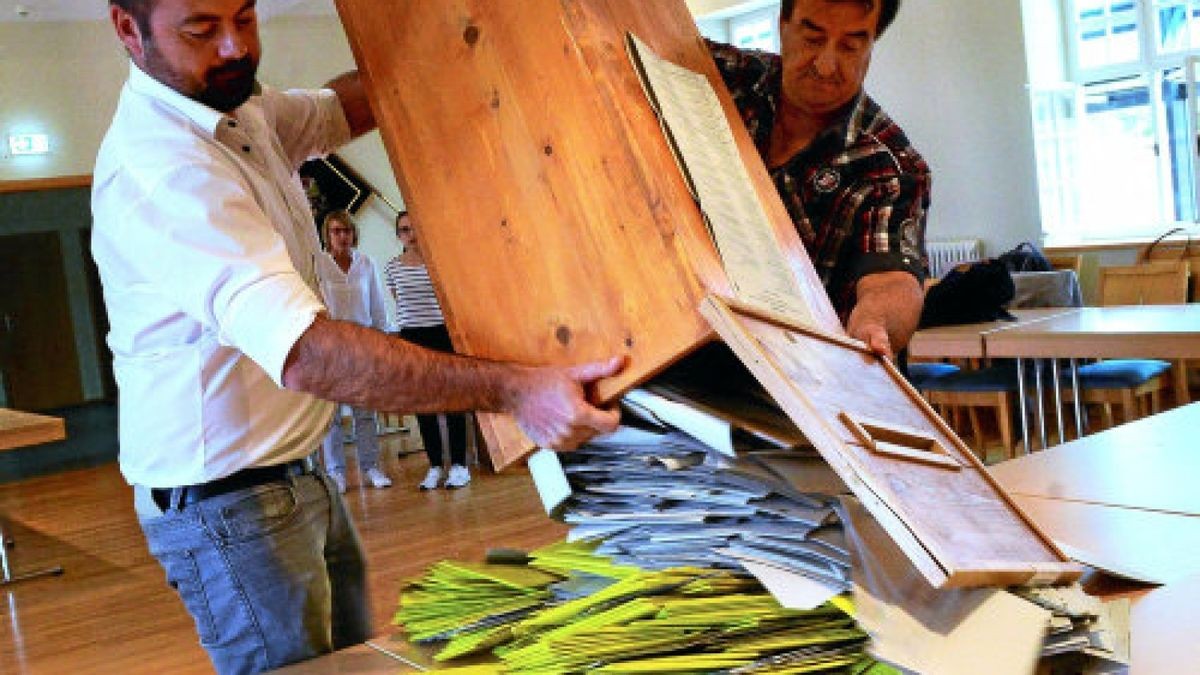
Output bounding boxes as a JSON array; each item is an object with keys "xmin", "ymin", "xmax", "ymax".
[{"xmin": 0, "ymin": 436, "xmax": 566, "ymax": 674}]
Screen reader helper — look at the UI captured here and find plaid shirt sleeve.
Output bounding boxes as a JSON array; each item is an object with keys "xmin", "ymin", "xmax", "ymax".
[{"xmin": 842, "ymin": 170, "xmax": 930, "ymax": 285}]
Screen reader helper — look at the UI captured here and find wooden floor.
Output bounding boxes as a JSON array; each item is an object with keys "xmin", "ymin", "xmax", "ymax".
[{"xmin": 0, "ymin": 436, "xmax": 566, "ymax": 674}]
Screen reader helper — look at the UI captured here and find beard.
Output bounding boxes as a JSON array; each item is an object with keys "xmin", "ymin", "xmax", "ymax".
[{"xmin": 142, "ymin": 38, "xmax": 258, "ymax": 113}]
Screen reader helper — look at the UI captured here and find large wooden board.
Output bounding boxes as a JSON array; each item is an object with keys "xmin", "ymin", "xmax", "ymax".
[
  {"xmin": 335, "ymin": 0, "xmax": 838, "ymax": 466},
  {"xmin": 701, "ymin": 296, "xmax": 1080, "ymax": 589}
]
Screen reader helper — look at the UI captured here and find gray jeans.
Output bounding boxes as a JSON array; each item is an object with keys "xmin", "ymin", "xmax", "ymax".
[
  {"xmin": 136, "ymin": 473, "xmax": 371, "ymax": 674},
  {"xmin": 322, "ymin": 406, "xmax": 381, "ymax": 474}
]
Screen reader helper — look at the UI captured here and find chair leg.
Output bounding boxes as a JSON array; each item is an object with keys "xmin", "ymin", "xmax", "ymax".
[
  {"xmin": 1100, "ymin": 403, "xmax": 1115, "ymax": 430},
  {"xmin": 1120, "ymin": 390, "xmax": 1138, "ymax": 424},
  {"xmin": 997, "ymin": 394, "xmax": 1015, "ymax": 460},
  {"xmin": 966, "ymin": 407, "xmax": 985, "ymax": 456},
  {"xmin": 1175, "ymin": 360, "xmax": 1192, "ymax": 406}
]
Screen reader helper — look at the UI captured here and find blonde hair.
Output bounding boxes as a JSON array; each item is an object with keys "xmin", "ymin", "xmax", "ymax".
[{"xmin": 320, "ymin": 210, "xmax": 358, "ymax": 249}]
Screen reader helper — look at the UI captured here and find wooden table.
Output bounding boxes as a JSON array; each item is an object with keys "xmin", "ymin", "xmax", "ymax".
[
  {"xmin": 989, "ymin": 405, "xmax": 1200, "ymax": 671},
  {"xmin": 1, "ymin": 407, "xmax": 66, "ymax": 585},
  {"xmin": 985, "ymin": 304, "xmax": 1200, "ymax": 450},
  {"xmin": 989, "ymin": 402, "xmax": 1200, "ymax": 518},
  {"xmin": 985, "ymin": 304, "xmax": 1200, "ymax": 360},
  {"xmin": 908, "ymin": 308, "xmax": 1076, "ymax": 360}
]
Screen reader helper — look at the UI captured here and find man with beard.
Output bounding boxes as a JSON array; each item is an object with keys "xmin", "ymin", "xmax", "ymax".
[
  {"xmin": 709, "ymin": 0, "xmax": 929, "ymax": 359},
  {"xmin": 92, "ymin": 1, "xmax": 622, "ymax": 672}
]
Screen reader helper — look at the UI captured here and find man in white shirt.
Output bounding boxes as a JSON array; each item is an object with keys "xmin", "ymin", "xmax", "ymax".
[{"xmin": 93, "ymin": 1, "xmax": 622, "ymax": 672}]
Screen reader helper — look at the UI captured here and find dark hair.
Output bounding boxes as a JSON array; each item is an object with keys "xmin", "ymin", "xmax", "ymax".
[
  {"xmin": 781, "ymin": 0, "xmax": 900, "ymax": 37},
  {"xmin": 109, "ymin": 0, "xmax": 155, "ymax": 36}
]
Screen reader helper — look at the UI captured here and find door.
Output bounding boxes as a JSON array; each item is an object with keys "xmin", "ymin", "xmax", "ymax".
[{"xmin": 0, "ymin": 232, "xmax": 84, "ymax": 410}]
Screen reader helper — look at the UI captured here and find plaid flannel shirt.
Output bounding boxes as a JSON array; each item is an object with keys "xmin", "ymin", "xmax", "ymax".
[{"xmin": 709, "ymin": 40, "xmax": 930, "ymax": 320}]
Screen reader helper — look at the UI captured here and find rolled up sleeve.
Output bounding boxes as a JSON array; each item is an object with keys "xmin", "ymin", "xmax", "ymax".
[
  {"xmin": 846, "ymin": 172, "xmax": 930, "ymax": 285},
  {"xmin": 113, "ymin": 160, "xmax": 325, "ymax": 385}
]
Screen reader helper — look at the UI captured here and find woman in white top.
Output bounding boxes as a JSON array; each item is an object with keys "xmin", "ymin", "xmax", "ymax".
[
  {"xmin": 318, "ymin": 210, "xmax": 392, "ymax": 491},
  {"xmin": 384, "ymin": 211, "xmax": 471, "ymax": 489}
]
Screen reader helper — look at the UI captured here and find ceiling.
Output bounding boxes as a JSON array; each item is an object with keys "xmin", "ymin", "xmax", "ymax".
[{"xmin": 0, "ymin": 0, "xmax": 335, "ymax": 23}]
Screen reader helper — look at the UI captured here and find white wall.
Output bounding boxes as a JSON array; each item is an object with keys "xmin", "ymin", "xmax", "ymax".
[
  {"xmin": 0, "ymin": 15, "xmax": 405, "ymax": 320},
  {"xmin": 866, "ymin": 0, "xmax": 1042, "ymax": 256},
  {"xmin": 1, "ymin": 2, "xmax": 1045, "ymax": 271}
]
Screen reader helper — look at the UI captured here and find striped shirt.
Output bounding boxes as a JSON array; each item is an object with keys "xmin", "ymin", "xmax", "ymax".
[{"xmin": 383, "ymin": 257, "xmax": 445, "ymax": 329}]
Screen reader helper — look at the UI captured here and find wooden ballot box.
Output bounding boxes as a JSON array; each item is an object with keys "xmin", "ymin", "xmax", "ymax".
[{"xmin": 335, "ymin": 0, "xmax": 1079, "ymax": 589}]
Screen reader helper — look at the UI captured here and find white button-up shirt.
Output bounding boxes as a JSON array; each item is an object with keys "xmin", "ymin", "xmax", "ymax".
[
  {"xmin": 318, "ymin": 250, "xmax": 389, "ymax": 331},
  {"xmin": 92, "ymin": 63, "xmax": 351, "ymax": 488}
]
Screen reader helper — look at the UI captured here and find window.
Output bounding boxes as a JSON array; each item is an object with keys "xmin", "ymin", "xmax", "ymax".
[
  {"xmin": 730, "ymin": 6, "xmax": 781, "ymax": 53},
  {"xmin": 695, "ymin": 2, "xmax": 781, "ymax": 54},
  {"xmin": 1037, "ymin": 0, "xmax": 1200, "ymax": 244}
]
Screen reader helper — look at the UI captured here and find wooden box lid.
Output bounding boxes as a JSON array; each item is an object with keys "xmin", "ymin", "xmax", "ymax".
[
  {"xmin": 701, "ymin": 296, "xmax": 1080, "ymax": 588},
  {"xmin": 335, "ymin": 0, "xmax": 836, "ymax": 465}
]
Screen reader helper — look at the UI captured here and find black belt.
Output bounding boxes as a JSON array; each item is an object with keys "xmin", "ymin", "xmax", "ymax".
[{"xmin": 151, "ymin": 459, "xmax": 314, "ymax": 511}]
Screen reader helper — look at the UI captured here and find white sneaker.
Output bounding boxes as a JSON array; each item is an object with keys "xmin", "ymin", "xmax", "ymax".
[
  {"xmin": 445, "ymin": 464, "xmax": 471, "ymax": 489},
  {"xmin": 328, "ymin": 471, "xmax": 347, "ymax": 494},
  {"xmin": 419, "ymin": 466, "xmax": 443, "ymax": 490},
  {"xmin": 366, "ymin": 467, "xmax": 393, "ymax": 489}
]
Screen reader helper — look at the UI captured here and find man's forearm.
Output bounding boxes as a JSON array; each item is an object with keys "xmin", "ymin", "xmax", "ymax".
[
  {"xmin": 325, "ymin": 71, "xmax": 375, "ymax": 139},
  {"xmin": 848, "ymin": 271, "xmax": 924, "ymax": 355},
  {"xmin": 283, "ymin": 314, "xmax": 516, "ymax": 414}
]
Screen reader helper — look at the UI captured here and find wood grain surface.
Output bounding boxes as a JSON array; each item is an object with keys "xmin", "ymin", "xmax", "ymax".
[
  {"xmin": 334, "ymin": 0, "xmax": 838, "ymax": 466},
  {"xmin": 703, "ymin": 297, "xmax": 1079, "ymax": 589},
  {"xmin": 0, "ymin": 408, "xmax": 65, "ymax": 452}
]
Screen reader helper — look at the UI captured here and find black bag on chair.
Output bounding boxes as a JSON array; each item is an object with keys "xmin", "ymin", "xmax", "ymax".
[
  {"xmin": 996, "ymin": 241, "xmax": 1053, "ymax": 273},
  {"xmin": 920, "ymin": 259, "xmax": 1016, "ymax": 328}
]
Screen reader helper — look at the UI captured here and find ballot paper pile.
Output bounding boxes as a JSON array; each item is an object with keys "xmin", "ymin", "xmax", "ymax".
[
  {"xmin": 547, "ymin": 426, "xmax": 854, "ymax": 606},
  {"xmin": 392, "ymin": 541, "xmax": 896, "ymax": 674}
]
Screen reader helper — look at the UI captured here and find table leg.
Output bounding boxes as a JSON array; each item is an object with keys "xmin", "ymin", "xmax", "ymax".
[
  {"xmin": 1071, "ymin": 358, "xmax": 1085, "ymax": 439},
  {"xmin": 1034, "ymin": 359, "xmax": 1047, "ymax": 451},
  {"xmin": 1017, "ymin": 357, "xmax": 1030, "ymax": 455},
  {"xmin": 0, "ymin": 518, "xmax": 64, "ymax": 586},
  {"xmin": 1051, "ymin": 358, "xmax": 1065, "ymax": 445}
]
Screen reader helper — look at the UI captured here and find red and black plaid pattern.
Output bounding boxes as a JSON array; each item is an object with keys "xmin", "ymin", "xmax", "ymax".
[{"xmin": 708, "ymin": 41, "xmax": 930, "ymax": 320}]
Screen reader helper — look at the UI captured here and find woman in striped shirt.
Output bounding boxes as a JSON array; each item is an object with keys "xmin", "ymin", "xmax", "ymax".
[{"xmin": 384, "ymin": 211, "xmax": 471, "ymax": 489}]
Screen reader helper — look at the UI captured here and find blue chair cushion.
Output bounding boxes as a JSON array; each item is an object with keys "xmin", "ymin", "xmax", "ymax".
[
  {"xmin": 920, "ymin": 365, "xmax": 1021, "ymax": 393},
  {"xmin": 907, "ymin": 362, "xmax": 961, "ymax": 388},
  {"xmin": 1076, "ymin": 359, "xmax": 1170, "ymax": 389}
]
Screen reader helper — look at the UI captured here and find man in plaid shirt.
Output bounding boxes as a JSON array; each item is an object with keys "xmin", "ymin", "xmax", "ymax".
[{"xmin": 710, "ymin": 0, "xmax": 928, "ymax": 359}]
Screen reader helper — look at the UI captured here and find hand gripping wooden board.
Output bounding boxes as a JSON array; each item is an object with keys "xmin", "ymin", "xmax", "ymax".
[
  {"xmin": 334, "ymin": 0, "xmax": 839, "ymax": 467},
  {"xmin": 701, "ymin": 296, "xmax": 1080, "ymax": 589}
]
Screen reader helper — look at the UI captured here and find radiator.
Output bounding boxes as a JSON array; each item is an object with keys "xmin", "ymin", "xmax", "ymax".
[{"xmin": 927, "ymin": 239, "xmax": 982, "ymax": 278}]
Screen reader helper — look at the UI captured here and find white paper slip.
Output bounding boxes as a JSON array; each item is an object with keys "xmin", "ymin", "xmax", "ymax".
[
  {"xmin": 625, "ymin": 33, "xmax": 813, "ymax": 325},
  {"xmin": 624, "ymin": 388, "xmax": 737, "ymax": 457},
  {"xmin": 718, "ymin": 551, "xmax": 841, "ymax": 610}
]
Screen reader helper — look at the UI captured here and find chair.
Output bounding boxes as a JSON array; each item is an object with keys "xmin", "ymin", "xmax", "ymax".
[
  {"xmin": 919, "ymin": 363, "xmax": 1021, "ymax": 460},
  {"xmin": 1066, "ymin": 261, "xmax": 1190, "ymax": 427},
  {"xmin": 1046, "ymin": 253, "xmax": 1084, "ymax": 278}
]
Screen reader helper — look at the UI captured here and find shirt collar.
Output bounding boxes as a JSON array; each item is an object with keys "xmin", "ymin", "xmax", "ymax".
[{"xmin": 126, "ymin": 61, "xmax": 231, "ymax": 135}]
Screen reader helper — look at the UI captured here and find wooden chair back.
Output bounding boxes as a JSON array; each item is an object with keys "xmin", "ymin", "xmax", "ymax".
[
  {"xmin": 1097, "ymin": 261, "xmax": 1190, "ymax": 307},
  {"xmin": 1138, "ymin": 237, "xmax": 1200, "ymax": 301},
  {"xmin": 1046, "ymin": 253, "xmax": 1083, "ymax": 277}
]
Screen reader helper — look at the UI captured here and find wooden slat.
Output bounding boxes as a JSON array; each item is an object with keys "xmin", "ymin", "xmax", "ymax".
[
  {"xmin": 334, "ymin": 0, "xmax": 838, "ymax": 466},
  {"xmin": 0, "ymin": 175, "xmax": 91, "ymax": 194},
  {"xmin": 0, "ymin": 408, "xmax": 65, "ymax": 451}
]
